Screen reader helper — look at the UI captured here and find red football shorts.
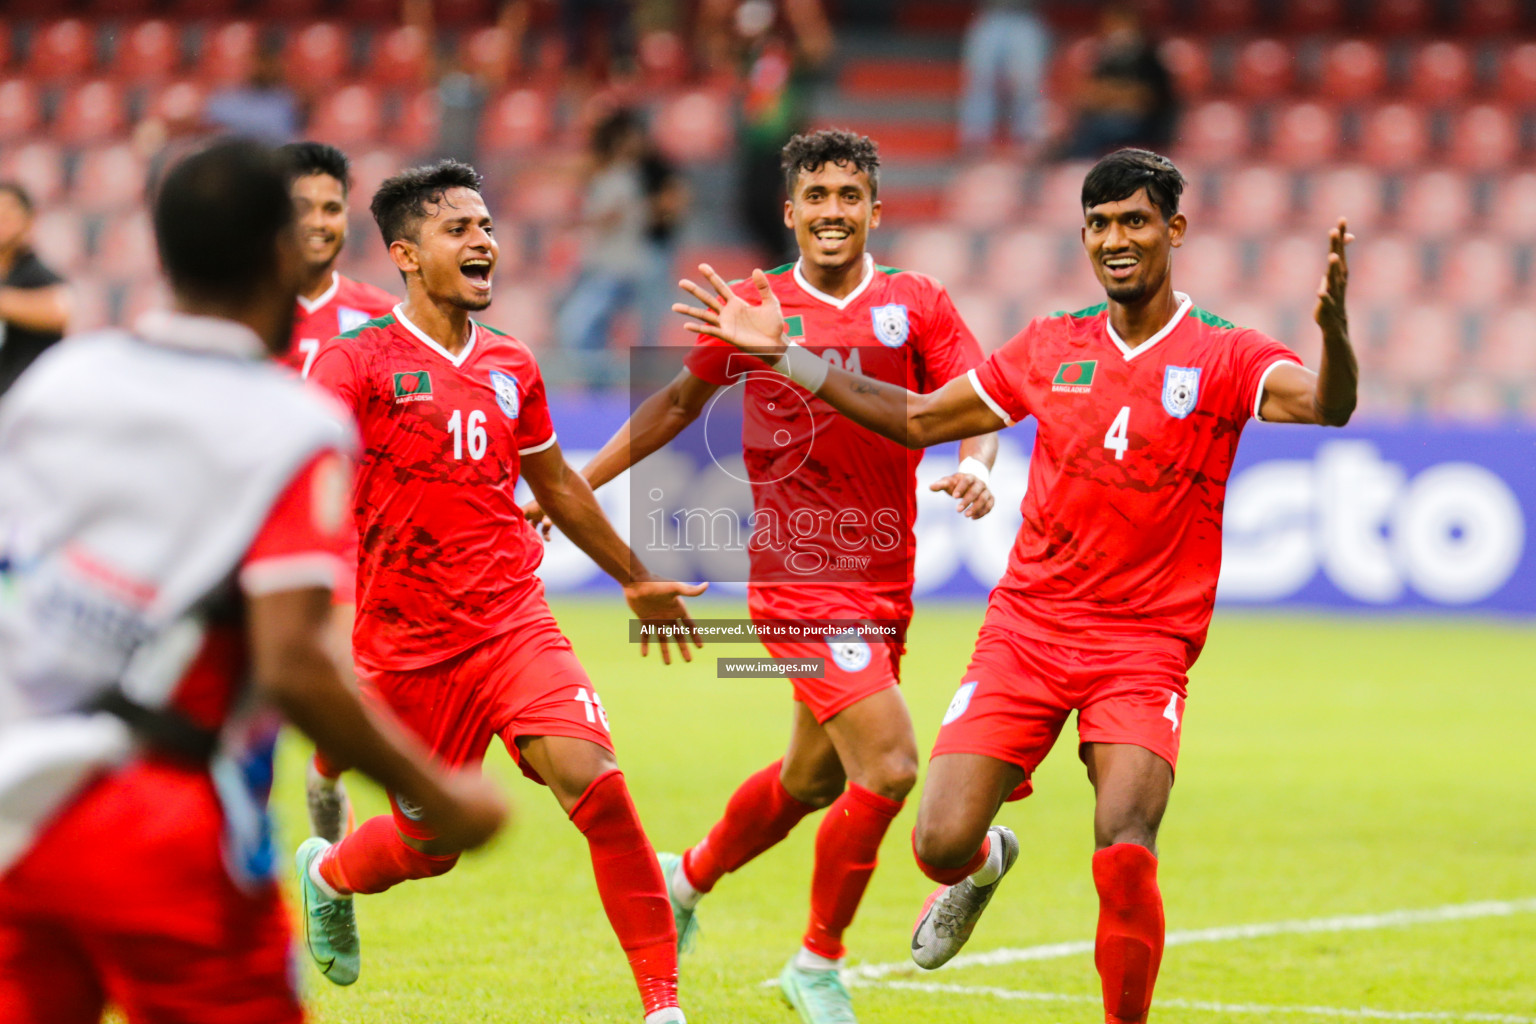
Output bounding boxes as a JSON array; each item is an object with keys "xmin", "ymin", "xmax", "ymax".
[
  {"xmin": 362, "ymin": 605, "xmax": 614, "ymax": 841},
  {"xmin": 748, "ymin": 584, "xmax": 912, "ymax": 724},
  {"xmin": 930, "ymin": 624, "xmax": 1189, "ymax": 801},
  {"xmin": 0, "ymin": 760, "xmax": 302, "ymax": 1024}
]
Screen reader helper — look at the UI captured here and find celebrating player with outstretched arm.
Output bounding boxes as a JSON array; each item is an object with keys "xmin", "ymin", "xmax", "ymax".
[
  {"xmin": 675, "ymin": 148, "xmax": 1357, "ymax": 1024},
  {"xmin": 297, "ymin": 160, "xmax": 702, "ymax": 1024}
]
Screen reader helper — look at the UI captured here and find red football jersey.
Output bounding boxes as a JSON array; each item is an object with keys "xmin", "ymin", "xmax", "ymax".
[
  {"xmin": 281, "ymin": 272, "xmax": 397, "ymax": 378},
  {"xmin": 969, "ymin": 293, "xmax": 1300, "ymax": 664},
  {"xmin": 308, "ymin": 306, "xmax": 557, "ymax": 671},
  {"xmin": 685, "ymin": 256, "xmax": 983, "ymax": 590}
]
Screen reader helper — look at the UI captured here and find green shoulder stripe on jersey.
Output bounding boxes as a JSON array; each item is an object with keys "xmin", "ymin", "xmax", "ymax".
[
  {"xmin": 474, "ymin": 320, "xmax": 512, "ymax": 337},
  {"xmin": 875, "ymin": 263, "xmax": 903, "ymax": 276},
  {"xmin": 1052, "ymin": 301, "xmax": 1109, "ymax": 319},
  {"xmin": 765, "ymin": 262, "xmax": 795, "ymax": 276},
  {"xmin": 337, "ymin": 312, "xmax": 396, "ymax": 339},
  {"xmin": 1190, "ymin": 306, "xmax": 1238, "ymax": 330}
]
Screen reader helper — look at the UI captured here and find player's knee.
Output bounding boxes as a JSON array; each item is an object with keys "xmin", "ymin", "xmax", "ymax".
[
  {"xmin": 781, "ymin": 769, "xmax": 845, "ymax": 809},
  {"xmin": 912, "ymin": 818, "xmax": 983, "ymax": 870},
  {"xmin": 1095, "ymin": 822, "xmax": 1159, "ymax": 853},
  {"xmin": 858, "ymin": 752, "xmax": 917, "ymax": 802}
]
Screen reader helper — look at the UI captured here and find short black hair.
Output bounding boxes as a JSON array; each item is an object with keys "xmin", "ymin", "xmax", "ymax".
[
  {"xmin": 0, "ymin": 181, "xmax": 34, "ymax": 215},
  {"xmin": 370, "ymin": 159, "xmax": 484, "ymax": 246},
  {"xmin": 782, "ymin": 129, "xmax": 880, "ymax": 200},
  {"xmin": 593, "ymin": 108, "xmax": 643, "ymax": 161},
  {"xmin": 1081, "ymin": 148, "xmax": 1185, "ymax": 221},
  {"xmin": 280, "ymin": 141, "xmax": 351, "ymax": 192},
  {"xmin": 153, "ymin": 138, "xmax": 293, "ymax": 305}
]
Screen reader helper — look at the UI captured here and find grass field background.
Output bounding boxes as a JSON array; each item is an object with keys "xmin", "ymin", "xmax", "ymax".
[{"xmin": 276, "ymin": 597, "xmax": 1536, "ymax": 1023}]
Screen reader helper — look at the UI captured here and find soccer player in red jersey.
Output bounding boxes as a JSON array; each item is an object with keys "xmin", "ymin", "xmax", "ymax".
[
  {"xmin": 0, "ymin": 139, "xmax": 504, "ymax": 1024},
  {"xmin": 675, "ymin": 148, "xmax": 1358, "ymax": 1024},
  {"xmin": 530, "ymin": 129, "xmax": 997, "ymax": 1023},
  {"xmin": 301, "ymin": 160, "xmax": 703, "ymax": 1024}
]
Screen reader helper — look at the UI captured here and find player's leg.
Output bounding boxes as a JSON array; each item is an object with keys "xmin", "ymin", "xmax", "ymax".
[{"xmin": 306, "ymin": 600, "xmax": 357, "ymax": 843}]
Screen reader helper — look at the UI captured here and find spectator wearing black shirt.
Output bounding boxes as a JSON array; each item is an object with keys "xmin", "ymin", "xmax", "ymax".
[
  {"xmin": 638, "ymin": 147, "xmax": 686, "ymax": 348},
  {"xmin": 0, "ymin": 183, "xmax": 68, "ymax": 398},
  {"xmin": 1065, "ymin": 4, "xmax": 1177, "ymax": 160}
]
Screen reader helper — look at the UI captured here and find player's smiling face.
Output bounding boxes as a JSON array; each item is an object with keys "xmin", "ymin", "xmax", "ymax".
[
  {"xmin": 1082, "ymin": 188, "xmax": 1185, "ymax": 306},
  {"xmin": 291, "ymin": 173, "xmax": 348, "ymax": 273},
  {"xmin": 405, "ymin": 186, "xmax": 498, "ymax": 312},
  {"xmin": 786, "ymin": 161, "xmax": 881, "ymax": 273}
]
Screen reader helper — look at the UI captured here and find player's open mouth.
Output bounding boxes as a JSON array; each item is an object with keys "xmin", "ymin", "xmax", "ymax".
[
  {"xmin": 1103, "ymin": 254, "xmax": 1139, "ymax": 280},
  {"xmin": 813, "ymin": 224, "xmax": 851, "ymax": 246},
  {"xmin": 461, "ymin": 259, "xmax": 493, "ymax": 289}
]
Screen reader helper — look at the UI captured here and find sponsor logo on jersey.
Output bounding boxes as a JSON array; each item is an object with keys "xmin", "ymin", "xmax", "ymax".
[
  {"xmin": 393, "ymin": 371, "xmax": 433, "ymax": 403},
  {"xmin": 942, "ymin": 681, "xmax": 978, "ymax": 725},
  {"xmin": 489, "ymin": 369, "xmax": 520, "ymax": 419},
  {"xmin": 1162, "ymin": 365, "xmax": 1201, "ymax": 418},
  {"xmin": 337, "ymin": 306, "xmax": 370, "ymax": 334},
  {"xmin": 784, "ymin": 315, "xmax": 806, "ymax": 341},
  {"xmin": 1051, "ymin": 359, "xmax": 1097, "ymax": 393},
  {"xmin": 871, "ymin": 303, "xmax": 909, "ymax": 347},
  {"xmin": 827, "ymin": 631, "xmax": 872, "ymax": 673}
]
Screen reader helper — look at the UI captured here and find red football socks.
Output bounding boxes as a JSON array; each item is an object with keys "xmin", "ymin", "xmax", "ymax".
[
  {"xmin": 912, "ymin": 828, "xmax": 991, "ymax": 886},
  {"xmin": 681, "ymin": 759, "xmax": 817, "ymax": 893},
  {"xmin": 1093, "ymin": 843, "xmax": 1165, "ymax": 1024},
  {"xmin": 802, "ymin": 784, "xmax": 904, "ymax": 960},
  {"xmin": 569, "ymin": 770, "xmax": 679, "ymax": 1017},
  {"xmin": 312, "ymin": 749, "xmax": 346, "ymax": 779},
  {"xmin": 318, "ymin": 815, "xmax": 458, "ymax": 895}
]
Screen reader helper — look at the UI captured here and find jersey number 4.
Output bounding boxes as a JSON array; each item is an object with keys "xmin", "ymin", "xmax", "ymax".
[
  {"xmin": 448, "ymin": 409, "xmax": 488, "ymax": 460},
  {"xmin": 1104, "ymin": 406, "xmax": 1131, "ymax": 461}
]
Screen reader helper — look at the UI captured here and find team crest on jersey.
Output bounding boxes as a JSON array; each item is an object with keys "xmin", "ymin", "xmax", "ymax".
[
  {"xmin": 827, "ymin": 632, "xmax": 872, "ymax": 673},
  {"xmin": 1162, "ymin": 365, "xmax": 1201, "ymax": 419},
  {"xmin": 393, "ymin": 371, "xmax": 433, "ymax": 403},
  {"xmin": 870, "ymin": 304, "xmax": 909, "ymax": 347},
  {"xmin": 337, "ymin": 306, "xmax": 370, "ymax": 334},
  {"xmin": 489, "ymin": 369, "xmax": 520, "ymax": 419}
]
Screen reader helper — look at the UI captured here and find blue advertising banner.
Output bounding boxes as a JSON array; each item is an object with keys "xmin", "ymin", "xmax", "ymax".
[{"xmin": 534, "ymin": 394, "xmax": 1534, "ymax": 615}]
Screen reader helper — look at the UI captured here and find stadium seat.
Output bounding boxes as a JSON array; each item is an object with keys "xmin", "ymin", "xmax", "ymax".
[
  {"xmin": 1033, "ymin": 161, "xmax": 1096, "ymax": 230},
  {"xmin": 348, "ymin": 148, "xmax": 404, "ymax": 208},
  {"xmin": 1304, "ymin": 166, "xmax": 1384, "ymax": 233},
  {"xmin": 1177, "ymin": 101, "xmax": 1251, "ymax": 165},
  {"xmin": 1231, "ymin": 39, "xmax": 1293, "ymax": 102},
  {"xmin": 97, "ymin": 211, "xmax": 158, "ymax": 281},
  {"xmin": 945, "ymin": 161, "xmax": 1024, "ymax": 230},
  {"xmin": 0, "ymin": 142, "xmax": 65, "ymax": 205},
  {"xmin": 72, "ymin": 143, "xmax": 148, "ymax": 213},
  {"xmin": 638, "ymin": 29, "xmax": 688, "ymax": 91},
  {"xmin": 1284, "ymin": 0, "xmax": 1346, "ymax": 33},
  {"xmin": 1459, "ymin": 0, "xmax": 1522, "ymax": 35},
  {"xmin": 1487, "ymin": 172, "xmax": 1536, "ymax": 240},
  {"xmin": 1218, "ymin": 300, "xmax": 1288, "ymax": 345},
  {"xmin": 1406, "ymin": 41, "xmax": 1475, "ymax": 105},
  {"xmin": 890, "ymin": 226, "xmax": 973, "ymax": 289},
  {"xmin": 56, "ymin": 80, "xmax": 128, "ymax": 145},
  {"xmin": 365, "ymin": 26, "xmax": 433, "ymax": 89},
  {"xmin": 308, "ymin": 84, "xmax": 384, "ymax": 148},
  {"xmin": 1046, "ymin": 35, "xmax": 1098, "ymax": 100},
  {"xmin": 393, "ymin": 88, "xmax": 440, "ymax": 154},
  {"xmin": 1432, "ymin": 376, "xmax": 1507, "ymax": 422},
  {"xmin": 1196, "ymin": 0, "xmax": 1258, "ymax": 33},
  {"xmin": 109, "ymin": 20, "xmax": 182, "ymax": 84},
  {"xmin": 170, "ymin": 0, "xmax": 242, "ymax": 16},
  {"xmin": 1318, "ymin": 41, "xmax": 1388, "ymax": 104},
  {"xmin": 1447, "ymin": 104, "xmax": 1520, "ymax": 171},
  {"xmin": 29, "ymin": 210, "xmax": 88, "ymax": 275},
  {"xmin": 505, "ymin": 165, "xmax": 580, "ymax": 225},
  {"xmin": 0, "ymin": 79, "xmax": 43, "ymax": 142},
  {"xmin": 145, "ymin": 80, "xmax": 205, "ymax": 128},
  {"xmin": 1349, "ymin": 236, "xmax": 1423, "ymax": 302},
  {"xmin": 1436, "ymin": 238, "xmax": 1517, "ymax": 304},
  {"xmin": 1370, "ymin": 0, "xmax": 1436, "ymax": 34},
  {"xmin": 251, "ymin": 0, "xmax": 325, "ymax": 20},
  {"xmin": 1266, "ymin": 102, "xmax": 1340, "ymax": 167},
  {"xmin": 651, "ymin": 89, "xmax": 732, "ymax": 164},
  {"xmin": 434, "ymin": 0, "xmax": 496, "ymax": 26},
  {"xmin": 1359, "ymin": 103, "xmax": 1431, "ymax": 169},
  {"xmin": 1159, "ymin": 36, "xmax": 1211, "ymax": 100},
  {"xmin": 1478, "ymin": 307, "xmax": 1536, "ymax": 376},
  {"xmin": 459, "ymin": 26, "xmax": 518, "ymax": 89},
  {"xmin": 1384, "ymin": 304, "xmax": 1462, "ymax": 386},
  {"xmin": 946, "ymin": 291, "xmax": 1009, "ymax": 351},
  {"xmin": 1399, "ymin": 169, "xmax": 1475, "ymax": 236},
  {"xmin": 1256, "ymin": 234, "xmax": 1325, "ymax": 301},
  {"xmin": 1211, "ymin": 164, "xmax": 1294, "ymax": 233},
  {"xmin": 481, "ymin": 88, "xmax": 553, "ymax": 154},
  {"xmin": 1493, "ymin": 42, "xmax": 1536, "ymax": 106},
  {"xmin": 1175, "ymin": 235, "xmax": 1242, "ymax": 305},
  {"xmin": 27, "ymin": 20, "xmax": 98, "ymax": 82},
  {"xmin": 282, "ymin": 23, "xmax": 351, "ymax": 93},
  {"xmin": 193, "ymin": 23, "xmax": 258, "ymax": 89},
  {"xmin": 0, "ymin": 23, "xmax": 12, "ymax": 72},
  {"xmin": 983, "ymin": 227, "xmax": 1067, "ymax": 298},
  {"xmin": 339, "ymin": 0, "xmax": 401, "ymax": 21},
  {"xmin": 88, "ymin": 0, "xmax": 157, "ymax": 15}
]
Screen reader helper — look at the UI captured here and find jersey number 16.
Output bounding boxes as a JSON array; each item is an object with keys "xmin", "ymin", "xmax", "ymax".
[{"xmin": 448, "ymin": 409, "xmax": 488, "ymax": 460}]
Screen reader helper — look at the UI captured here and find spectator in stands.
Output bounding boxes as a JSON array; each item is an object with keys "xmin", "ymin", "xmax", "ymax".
[
  {"xmin": 638, "ymin": 142, "xmax": 688, "ymax": 347},
  {"xmin": 1064, "ymin": 3, "xmax": 1176, "ymax": 160},
  {"xmin": 205, "ymin": 49, "xmax": 301, "ymax": 143},
  {"xmin": 958, "ymin": 0, "xmax": 1050, "ymax": 154},
  {"xmin": 0, "ymin": 183, "xmax": 69, "ymax": 399}
]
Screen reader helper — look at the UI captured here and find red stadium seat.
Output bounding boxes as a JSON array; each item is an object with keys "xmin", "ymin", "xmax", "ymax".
[
  {"xmin": 27, "ymin": 20, "xmax": 97, "ymax": 82},
  {"xmin": 946, "ymin": 161, "xmax": 1024, "ymax": 230},
  {"xmin": 1493, "ymin": 43, "xmax": 1536, "ymax": 106},
  {"xmin": 984, "ymin": 227, "xmax": 1067, "ymax": 298},
  {"xmin": 89, "ymin": 0, "xmax": 158, "ymax": 15},
  {"xmin": 1173, "ymin": 235, "xmax": 1241, "ymax": 303},
  {"xmin": 30, "ymin": 210, "xmax": 89, "ymax": 275},
  {"xmin": 97, "ymin": 211, "xmax": 158, "ymax": 281},
  {"xmin": 435, "ymin": 0, "xmax": 496, "ymax": 26},
  {"xmin": 1177, "ymin": 101, "xmax": 1251, "ymax": 165},
  {"xmin": 651, "ymin": 89, "xmax": 732, "ymax": 164},
  {"xmin": 506, "ymin": 165, "xmax": 580, "ymax": 226},
  {"xmin": 308, "ymin": 84, "xmax": 384, "ymax": 148},
  {"xmin": 946, "ymin": 292, "xmax": 1008, "ymax": 352},
  {"xmin": 1285, "ymin": 0, "xmax": 1346, "ymax": 32},
  {"xmin": 1318, "ymin": 41, "xmax": 1388, "ymax": 103},
  {"xmin": 0, "ymin": 142, "xmax": 65, "ymax": 205},
  {"xmin": 1384, "ymin": 304, "xmax": 1461, "ymax": 385},
  {"xmin": 1231, "ymin": 39, "xmax": 1294, "ymax": 102},
  {"xmin": 1406, "ymin": 42, "xmax": 1475, "ymax": 105},
  {"xmin": 1447, "ymin": 104, "xmax": 1520, "ymax": 170},
  {"xmin": 339, "ymin": 0, "xmax": 401, "ymax": 21},
  {"xmin": 0, "ymin": 79, "xmax": 43, "ymax": 142},
  {"xmin": 1046, "ymin": 36, "xmax": 1098, "ymax": 100},
  {"xmin": 1487, "ymin": 172, "xmax": 1536, "ymax": 240},
  {"xmin": 1305, "ymin": 166, "xmax": 1384, "ymax": 233},
  {"xmin": 891, "ymin": 226, "xmax": 973, "ymax": 288},
  {"xmin": 1196, "ymin": 0, "xmax": 1258, "ymax": 32},
  {"xmin": 110, "ymin": 20, "xmax": 182, "ymax": 84},
  {"xmin": 1437, "ymin": 238, "xmax": 1516, "ymax": 303},
  {"xmin": 394, "ymin": 88, "xmax": 440, "ymax": 153},
  {"xmin": 194, "ymin": 23, "xmax": 258, "ymax": 89},
  {"xmin": 72, "ymin": 143, "xmax": 148, "ymax": 213},
  {"xmin": 1159, "ymin": 36, "xmax": 1211, "ymax": 99},
  {"xmin": 251, "ymin": 0, "xmax": 324, "ymax": 20},
  {"xmin": 1359, "ymin": 103, "xmax": 1431, "ymax": 169},
  {"xmin": 365, "ymin": 26, "xmax": 434, "ymax": 89},
  {"xmin": 1213, "ymin": 165, "xmax": 1294, "ymax": 233},
  {"xmin": 170, "ymin": 0, "xmax": 242, "ymax": 16},
  {"xmin": 482, "ymin": 88, "xmax": 554, "ymax": 154},
  {"xmin": 1460, "ymin": 0, "xmax": 1521, "ymax": 35},
  {"xmin": 638, "ymin": 29, "xmax": 689, "ymax": 91},
  {"xmin": 56, "ymin": 80, "xmax": 128, "ymax": 145},
  {"xmin": 1371, "ymin": 0, "xmax": 1435, "ymax": 34},
  {"xmin": 349, "ymin": 149, "xmax": 404, "ymax": 209},
  {"xmin": 1478, "ymin": 308, "xmax": 1536, "ymax": 376},
  {"xmin": 1432, "ymin": 377, "xmax": 1507, "ymax": 422},
  {"xmin": 145, "ymin": 80, "xmax": 205, "ymax": 127},
  {"xmin": 282, "ymin": 23, "xmax": 351, "ymax": 93},
  {"xmin": 0, "ymin": 23, "xmax": 12, "ymax": 73},
  {"xmin": 460, "ymin": 26, "xmax": 519, "ymax": 90},
  {"xmin": 1350, "ymin": 236, "xmax": 1423, "ymax": 302},
  {"xmin": 1034, "ymin": 161, "xmax": 1096, "ymax": 230},
  {"xmin": 1399, "ymin": 170, "xmax": 1475, "ymax": 236},
  {"xmin": 1267, "ymin": 102, "xmax": 1340, "ymax": 167},
  {"xmin": 1257, "ymin": 234, "xmax": 1325, "ymax": 302}
]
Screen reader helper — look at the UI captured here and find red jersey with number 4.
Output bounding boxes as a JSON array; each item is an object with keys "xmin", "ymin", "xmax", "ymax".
[
  {"xmin": 685, "ymin": 256, "xmax": 983, "ymax": 589},
  {"xmin": 281, "ymin": 272, "xmax": 396, "ymax": 378},
  {"xmin": 968, "ymin": 293, "xmax": 1300, "ymax": 664},
  {"xmin": 307, "ymin": 307, "xmax": 557, "ymax": 671}
]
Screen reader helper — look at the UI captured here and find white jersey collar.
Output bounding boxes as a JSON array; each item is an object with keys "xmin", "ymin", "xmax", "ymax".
[
  {"xmin": 1107, "ymin": 291, "xmax": 1193, "ymax": 361},
  {"xmin": 395, "ymin": 303, "xmax": 478, "ymax": 367},
  {"xmin": 296, "ymin": 271, "xmax": 340, "ymax": 315},
  {"xmin": 134, "ymin": 310, "xmax": 267, "ymax": 360},
  {"xmin": 792, "ymin": 254, "xmax": 876, "ymax": 310}
]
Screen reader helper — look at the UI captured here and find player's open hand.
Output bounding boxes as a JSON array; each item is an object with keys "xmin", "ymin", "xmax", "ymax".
[
  {"xmin": 1314, "ymin": 217, "xmax": 1353, "ymax": 337},
  {"xmin": 521, "ymin": 499, "xmax": 554, "ymax": 540},
  {"xmin": 673, "ymin": 264, "xmax": 787, "ymax": 360},
  {"xmin": 625, "ymin": 578, "xmax": 709, "ymax": 665},
  {"xmin": 420, "ymin": 771, "xmax": 509, "ymax": 852},
  {"xmin": 929, "ymin": 471, "xmax": 996, "ymax": 519}
]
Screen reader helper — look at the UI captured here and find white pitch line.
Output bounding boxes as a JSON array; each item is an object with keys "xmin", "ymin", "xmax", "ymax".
[
  {"xmin": 845, "ymin": 897, "xmax": 1536, "ymax": 981},
  {"xmin": 862, "ymin": 980, "xmax": 1536, "ymax": 1024}
]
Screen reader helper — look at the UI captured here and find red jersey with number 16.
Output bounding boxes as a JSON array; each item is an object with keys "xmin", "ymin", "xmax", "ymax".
[
  {"xmin": 281, "ymin": 272, "xmax": 396, "ymax": 378},
  {"xmin": 307, "ymin": 306, "xmax": 557, "ymax": 671},
  {"xmin": 968, "ymin": 293, "xmax": 1300, "ymax": 664}
]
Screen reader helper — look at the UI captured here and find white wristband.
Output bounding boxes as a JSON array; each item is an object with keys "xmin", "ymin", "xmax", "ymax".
[
  {"xmin": 771, "ymin": 342, "xmax": 829, "ymax": 394},
  {"xmin": 958, "ymin": 456, "xmax": 991, "ymax": 487}
]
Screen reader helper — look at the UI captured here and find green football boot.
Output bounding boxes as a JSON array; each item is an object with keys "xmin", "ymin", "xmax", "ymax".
[
  {"xmin": 778, "ymin": 956, "xmax": 857, "ymax": 1024},
  {"xmin": 656, "ymin": 852, "xmax": 700, "ymax": 953},
  {"xmin": 295, "ymin": 836, "xmax": 360, "ymax": 986}
]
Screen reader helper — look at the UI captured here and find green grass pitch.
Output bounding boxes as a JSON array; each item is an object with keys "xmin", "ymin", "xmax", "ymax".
[{"xmin": 278, "ymin": 598, "xmax": 1536, "ymax": 1023}]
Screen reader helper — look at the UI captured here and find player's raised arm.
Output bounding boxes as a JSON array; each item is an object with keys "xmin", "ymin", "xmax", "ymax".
[
  {"xmin": 676, "ymin": 263, "xmax": 1007, "ymax": 449},
  {"xmin": 1257, "ymin": 218, "xmax": 1358, "ymax": 426},
  {"xmin": 520, "ymin": 439, "xmax": 707, "ymax": 664}
]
